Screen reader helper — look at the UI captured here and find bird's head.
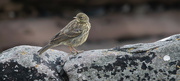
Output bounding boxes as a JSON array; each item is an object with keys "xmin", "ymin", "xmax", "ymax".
[{"xmin": 74, "ymin": 13, "xmax": 89, "ymax": 23}]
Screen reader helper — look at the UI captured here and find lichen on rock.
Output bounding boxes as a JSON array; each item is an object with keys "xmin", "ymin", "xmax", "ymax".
[
  {"xmin": 0, "ymin": 34, "xmax": 180, "ymax": 81},
  {"xmin": 0, "ymin": 45, "xmax": 69, "ymax": 81},
  {"xmin": 64, "ymin": 34, "xmax": 180, "ymax": 81}
]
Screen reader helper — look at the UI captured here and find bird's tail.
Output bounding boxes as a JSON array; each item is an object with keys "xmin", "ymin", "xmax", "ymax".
[{"xmin": 38, "ymin": 44, "xmax": 54, "ymax": 55}]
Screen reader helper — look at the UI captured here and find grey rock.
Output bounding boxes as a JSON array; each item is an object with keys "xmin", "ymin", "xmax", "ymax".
[
  {"xmin": 1, "ymin": 34, "xmax": 180, "ymax": 81},
  {"xmin": 63, "ymin": 34, "xmax": 180, "ymax": 81},
  {"xmin": 0, "ymin": 45, "xmax": 69, "ymax": 81}
]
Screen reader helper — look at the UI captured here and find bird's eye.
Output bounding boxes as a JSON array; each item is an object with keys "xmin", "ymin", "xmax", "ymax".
[{"xmin": 79, "ymin": 17, "xmax": 83, "ymax": 19}]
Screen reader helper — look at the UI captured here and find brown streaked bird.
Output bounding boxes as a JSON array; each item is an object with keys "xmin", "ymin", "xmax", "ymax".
[{"xmin": 38, "ymin": 13, "xmax": 91, "ymax": 55}]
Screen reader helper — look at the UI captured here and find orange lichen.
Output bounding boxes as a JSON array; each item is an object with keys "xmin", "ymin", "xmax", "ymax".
[
  {"xmin": 20, "ymin": 51, "xmax": 27, "ymax": 55},
  {"xmin": 128, "ymin": 48, "xmax": 134, "ymax": 52},
  {"xmin": 51, "ymin": 49, "xmax": 54, "ymax": 52},
  {"xmin": 177, "ymin": 65, "xmax": 180, "ymax": 69},
  {"xmin": 176, "ymin": 38, "xmax": 180, "ymax": 40},
  {"xmin": 35, "ymin": 64, "xmax": 39, "ymax": 68}
]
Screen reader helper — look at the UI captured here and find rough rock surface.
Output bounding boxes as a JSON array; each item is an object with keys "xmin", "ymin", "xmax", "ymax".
[
  {"xmin": 64, "ymin": 34, "xmax": 180, "ymax": 81},
  {"xmin": 0, "ymin": 45, "xmax": 69, "ymax": 81},
  {"xmin": 0, "ymin": 34, "xmax": 180, "ymax": 81}
]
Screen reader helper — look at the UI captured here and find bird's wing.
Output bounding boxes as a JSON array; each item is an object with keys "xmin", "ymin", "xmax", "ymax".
[{"xmin": 50, "ymin": 22, "xmax": 83, "ymax": 44}]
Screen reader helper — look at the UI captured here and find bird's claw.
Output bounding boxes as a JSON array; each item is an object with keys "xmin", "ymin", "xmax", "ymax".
[{"xmin": 69, "ymin": 50, "xmax": 84, "ymax": 56}]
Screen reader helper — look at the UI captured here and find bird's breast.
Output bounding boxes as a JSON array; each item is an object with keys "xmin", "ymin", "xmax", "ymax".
[{"xmin": 62, "ymin": 22, "xmax": 90, "ymax": 47}]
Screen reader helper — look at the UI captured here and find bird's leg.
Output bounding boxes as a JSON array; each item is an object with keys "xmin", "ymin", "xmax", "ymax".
[
  {"xmin": 69, "ymin": 46, "xmax": 73, "ymax": 53},
  {"xmin": 72, "ymin": 47, "xmax": 79, "ymax": 54}
]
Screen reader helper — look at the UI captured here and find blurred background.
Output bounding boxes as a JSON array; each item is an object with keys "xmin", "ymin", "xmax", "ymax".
[{"xmin": 0, "ymin": 0, "xmax": 180, "ymax": 53}]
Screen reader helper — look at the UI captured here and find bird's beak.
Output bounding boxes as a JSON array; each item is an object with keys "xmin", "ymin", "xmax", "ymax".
[{"xmin": 73, "ymin": 17, "xmax": 77, "ymax": 18}]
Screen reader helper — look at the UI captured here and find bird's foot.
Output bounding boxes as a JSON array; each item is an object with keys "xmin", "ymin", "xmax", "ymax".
[
  {"xmin": 69, "ymin": 50, "xmax": 84, "ymax": 55},
  {"xmin": 77, "ymin": 50, "xmax": 84, "ymax": 53}
]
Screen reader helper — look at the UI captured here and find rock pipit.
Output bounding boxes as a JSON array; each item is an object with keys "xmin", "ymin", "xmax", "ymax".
[{"xmin": 38, "ymin": 13, "xmax": 91, "ymax": 55}]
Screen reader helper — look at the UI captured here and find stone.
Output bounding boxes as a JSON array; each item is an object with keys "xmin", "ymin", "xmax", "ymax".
[
  {"xmin": 0, "ymin": 34, "xmax": 180, "ymax": 81},
  {"xmin": 63, "ymin": 34, "xmax": 180, "ymax": 81},
  {"xmin": 0, "ymin": 45, "xmax": 69, "ymax": 81}
]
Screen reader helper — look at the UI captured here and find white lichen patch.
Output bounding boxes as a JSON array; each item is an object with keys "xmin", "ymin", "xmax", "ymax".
[
  {"xmin": 36, "ymin": 64, "xmax": 55, "ymax": 78},
  {"xmin": 15, "ymin": 65, "xmax": 18, "ymax": 68},
  {"xmin": 163, "ymin": 55, "xmax": 170, "ymax": 61},
  {"xmin": 14, "ymin": 69, "xmax": 18, "ymax": 72}
]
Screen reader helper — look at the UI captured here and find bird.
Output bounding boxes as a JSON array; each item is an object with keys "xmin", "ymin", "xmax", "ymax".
[{"xmin": 38, "ymin": 13, "xmax": 91, "ymax": 55}]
